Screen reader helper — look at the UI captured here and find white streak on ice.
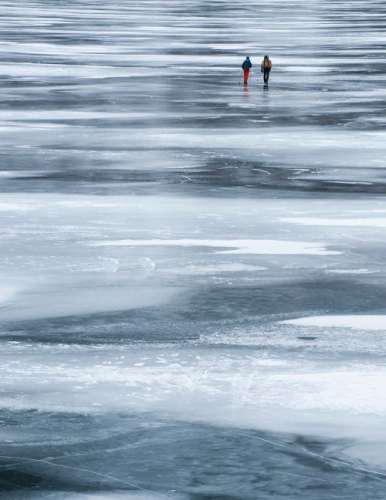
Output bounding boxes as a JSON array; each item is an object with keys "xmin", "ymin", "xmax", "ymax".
[
  {"xmin": 0, "ymin": 286, "xmax": 178, "ymax": 322},
  {"xmin": 0, "ymin": 202, "xmax": 38, "ymax": 211},
  {"xmin": 282, "ymin": 315, "xmax": 386, "ymax": 330},
  {"xmin": 90, "ymin": 239, "xmax": 339, "ymax": 256},
  {"xmin": 24, "ymin": 491, "xmax": 185, "ymax": 500},
  {"xmin": 169, "ymin": 263, "xmax": 267, "ymax": 275},
  {"xmin": 0, "ymin": 287, "xmax": 17, "ymax": 304},
  {"xmin": 284, "ymin": 217, "xmax": 386, "ymax": 228},
  {"xmin": 327, "ymin": 269, "xmax": 375, "ymax": 275}
]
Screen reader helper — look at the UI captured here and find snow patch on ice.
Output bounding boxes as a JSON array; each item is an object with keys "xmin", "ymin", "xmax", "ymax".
[
  {"xmin": 170, "ymin": 263, "xmax": 267, "ymax": 275},
  {"xmin": 326, "ymin": 268, "xmax": 376, "ymax": 275},
  {"xmin": 282, "ymin": 315, "xmax": 386, "ymax": 330},
  {"xmin": 0, "ymin": 202, "xmax": 38, "ymax": 211},
  {"xmin": 26, "ymin": 492, "xmax": 185, "ymax": 500},
  {"xmin": 0, "ymin": 285, "xmax": 178, "ymax": 322},
  {"xmin": 90, "ymin": 239, "xmax": 339, "ymax": 256},
  {"xmin": 0, "ymin": 287, "xmax": 17, "ymax": 304},
  {"xmin": 283, "ymin": 217, "xmax": 386, "ymax": 228}
]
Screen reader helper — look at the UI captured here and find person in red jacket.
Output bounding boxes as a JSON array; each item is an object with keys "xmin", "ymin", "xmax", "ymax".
[
  {"xmin": 241, "ymin": 56, "xmax": 252, "ymax": 85},
  {"xmin": 261, "ymin": 55, "xmax": 273, "ymax": 85}
]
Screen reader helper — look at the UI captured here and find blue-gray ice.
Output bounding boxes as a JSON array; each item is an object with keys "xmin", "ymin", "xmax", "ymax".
[{"xmin": 1, "ymin": 1, "xmax": 386, "ymax": 499}]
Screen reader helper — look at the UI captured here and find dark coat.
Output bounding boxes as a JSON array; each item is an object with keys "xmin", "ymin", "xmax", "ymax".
[{"xmin": 242, "ymin": 58, "xmax": 252, "ymax": 70}]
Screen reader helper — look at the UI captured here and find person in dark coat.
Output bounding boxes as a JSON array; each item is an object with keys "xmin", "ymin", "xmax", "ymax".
[
  {"xmin": 261, "ymin": 55, "xmax": 273, "ymax": 85},
  {"xmin": 242, "ymin": 56, "xmax": 252, "ymax": 85}
]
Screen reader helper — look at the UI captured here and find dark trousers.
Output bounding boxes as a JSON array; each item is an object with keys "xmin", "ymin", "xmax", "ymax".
[{"xmin": 263, "ymin": 69, "xmax": 270, "ymax": 84}]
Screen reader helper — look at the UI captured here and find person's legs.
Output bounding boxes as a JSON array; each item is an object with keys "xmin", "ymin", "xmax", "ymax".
[
  {"xmin": 264, "ymin": 69, "xmax": 270, "ymax": 84},
  {"xmin": 243, "ymin": 68, "xmax": 250, "ymax": 84}
]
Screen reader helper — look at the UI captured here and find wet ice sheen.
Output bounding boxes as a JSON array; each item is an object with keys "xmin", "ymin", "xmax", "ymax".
[{"xmin": 1, "ymin": 0, "xmax": 386, "ymax": 498}]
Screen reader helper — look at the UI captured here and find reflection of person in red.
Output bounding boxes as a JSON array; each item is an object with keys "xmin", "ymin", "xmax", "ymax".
[{"xmin": 241, "ymin": 56, "xmax": 252, "ymax": 85}]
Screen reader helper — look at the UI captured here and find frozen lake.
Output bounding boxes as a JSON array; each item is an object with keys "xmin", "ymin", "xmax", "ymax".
[{"xmin": 1, "ymin": 0, "xmax": 386, "ymax": 498}]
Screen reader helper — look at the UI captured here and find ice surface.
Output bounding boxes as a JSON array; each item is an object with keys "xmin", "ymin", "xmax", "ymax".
[{"xmin": 1, "ymin": 0, "xmax": 386, "ymax": 498}]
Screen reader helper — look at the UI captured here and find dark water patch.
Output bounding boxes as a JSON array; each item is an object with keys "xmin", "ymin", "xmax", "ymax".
[
  {"xmin": 2, "ymin": 277, "xmax": 386, "ymax": 345},
  {"xmin": 2, "ymin": 152, "xmax": 386, "ymax": 196},
  {"xmin": 0, "ymin": 306, "xmax": 202, "ymax": 345},
  {"xmin": 0, "ymin": 470, "xmax": 44, "ymax": 491},
  {"xmin": 184, "ymin": 278, "xmax": 386, "ymax": 321}
]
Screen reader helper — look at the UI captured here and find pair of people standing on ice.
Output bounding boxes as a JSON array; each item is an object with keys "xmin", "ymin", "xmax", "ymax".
[{"xmin": 242, "ymin": 55, "xmax": 272, "ymax": 85}]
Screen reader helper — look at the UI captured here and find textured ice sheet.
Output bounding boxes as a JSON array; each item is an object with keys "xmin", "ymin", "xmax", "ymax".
[
  {"xmin": 0, "ymin": 340, "xmax": 385, "ymax": 437},
  {"xmin": 1, "ymin": 0, "xmax": 386, "ymax": 498}
]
